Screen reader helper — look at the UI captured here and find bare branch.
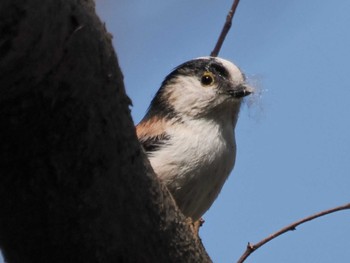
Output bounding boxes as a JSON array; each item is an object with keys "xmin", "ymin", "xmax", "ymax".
[
  {"xmin": 237, "ymin": 202, "xmax": 350, "ymax": 263},
  {"xmin": 210, "ymin": 0, "xmax": 241, "ymax": 57}
]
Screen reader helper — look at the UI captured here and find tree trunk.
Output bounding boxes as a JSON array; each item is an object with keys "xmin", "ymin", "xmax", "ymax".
[{"xmin": 0, "ymin": 1, "xmax": 211, "ymax": 262}]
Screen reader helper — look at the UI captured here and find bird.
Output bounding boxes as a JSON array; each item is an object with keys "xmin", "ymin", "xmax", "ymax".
[{"xmin": 136, "ymin": 56, "xmax": 252, "ymax": 222}]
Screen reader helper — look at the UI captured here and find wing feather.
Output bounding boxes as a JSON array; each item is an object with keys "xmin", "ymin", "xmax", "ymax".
[{"xmin": 136, "ymin": 116, "xmax": 171, "ymax": 154}]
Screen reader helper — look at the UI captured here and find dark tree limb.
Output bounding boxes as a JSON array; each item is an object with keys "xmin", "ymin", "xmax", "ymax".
[
  {"xmin": 0, "ymin": 1, "xmax": 210, "ymax": 262},
  {"xmin": 237, "ymin": 203, "xmax": 350, "ymax": 263},
  {"xmin": 210, "ymin": 0, "xmax": 241, "ymax": 57}
]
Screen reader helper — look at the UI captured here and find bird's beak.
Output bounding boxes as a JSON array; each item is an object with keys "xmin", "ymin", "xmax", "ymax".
[{"xmin": 227, "ymin": 84, "xmax": 253, "ymax": 98}]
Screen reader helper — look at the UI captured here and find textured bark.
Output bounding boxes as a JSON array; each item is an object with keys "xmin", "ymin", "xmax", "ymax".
[{"xmin": 0, "ymin": 1, "xmax": 211, "ymax": 262}]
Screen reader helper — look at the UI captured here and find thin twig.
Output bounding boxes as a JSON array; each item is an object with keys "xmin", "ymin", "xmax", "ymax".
[
  {"xmin": 237, "ymin": 202, "xmax": 350, "ymax": 263},
  {"xmin": 210, "ymin": 0, "xmax": 241, "ymax": 57}
]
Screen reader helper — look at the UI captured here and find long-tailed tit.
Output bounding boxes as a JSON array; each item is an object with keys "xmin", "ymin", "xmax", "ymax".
[{"xmin": 136, "ymin": 57, "xmax": 252, "ymax": 221}]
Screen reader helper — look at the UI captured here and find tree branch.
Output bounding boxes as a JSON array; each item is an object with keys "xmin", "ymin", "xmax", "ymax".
[
  {"xmin": 237, "ymin": 203, "xmax": 350, "ymax": 263},
  {"xmin": 0, "ymin": 1, "xmax": 210, "ymax": 262},
  {"xmin": 210, "ymin": 0, "xmax": 241, "ymax": 57}
]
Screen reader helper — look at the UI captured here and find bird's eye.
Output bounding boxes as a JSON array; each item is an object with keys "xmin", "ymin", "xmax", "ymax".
[{"xmin": 201, "ymin": 71, "xmax": 215, "ymax": 86}]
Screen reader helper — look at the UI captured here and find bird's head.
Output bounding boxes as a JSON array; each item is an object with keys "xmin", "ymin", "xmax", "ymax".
[{"xmin": 145, "ymin": 57, "xmax": 253, "ymax": 121}]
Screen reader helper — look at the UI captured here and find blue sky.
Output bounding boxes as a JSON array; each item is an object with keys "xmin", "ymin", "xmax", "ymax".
[
  {"xmin": 2, "ymin": 1, "xmax": 349, "ymax": 262},
  {"xmin": 94, "ymin": 1, "xmax": 350, "ymax": 262}
]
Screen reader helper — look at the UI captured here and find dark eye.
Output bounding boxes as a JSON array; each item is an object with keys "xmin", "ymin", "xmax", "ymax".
[{"xmin": 201, "ymin": 71, "xmax": 215, "ymax": 86}]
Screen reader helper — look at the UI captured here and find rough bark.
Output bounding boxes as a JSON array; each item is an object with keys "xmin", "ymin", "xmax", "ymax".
[{"xmin": 0, "ymin": 1, "xmax": 211, "ymax": 262}]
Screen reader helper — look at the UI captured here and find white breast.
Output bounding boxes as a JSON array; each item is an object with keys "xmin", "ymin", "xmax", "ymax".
[{"xmin": 148, "ymin": 117, "xmax": 236, "ymax": 221}]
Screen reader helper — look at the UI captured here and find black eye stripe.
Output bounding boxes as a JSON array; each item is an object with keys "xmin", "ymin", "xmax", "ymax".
[
  {"xmin": 162, "ymin": 58, "xmax": 232, "ymax": 86},
  {"xmin": 208, "ymin": 63, "xmax": 229, "ymax": 78}
]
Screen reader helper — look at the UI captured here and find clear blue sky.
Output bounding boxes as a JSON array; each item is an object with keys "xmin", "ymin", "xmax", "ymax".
[
  {"xmin": 2, "ymin": 1, "xmax": 349, "ymax": 262},
  {"xmin": 95, "ymin": 1, "xmax": 350, "ymax": 262},
  {"xmin": 97, "ymin": 0, "xmax": 350, "ymax": 263}
]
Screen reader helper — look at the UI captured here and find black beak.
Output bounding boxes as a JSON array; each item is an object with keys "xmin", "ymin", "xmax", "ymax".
[{"xmin": 228, "ymin": 84, "xmax": 252, "ymax": 98}]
